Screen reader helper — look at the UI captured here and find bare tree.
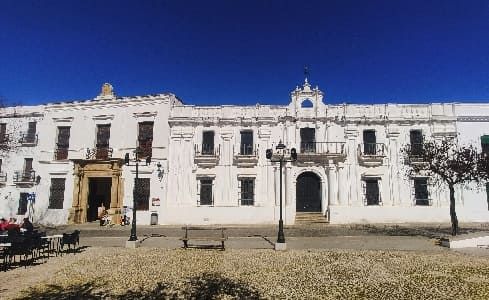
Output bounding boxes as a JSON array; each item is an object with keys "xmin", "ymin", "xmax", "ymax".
[{"xmin": 401, "ymin": 138, "xmax": 479, "ymax": 235}]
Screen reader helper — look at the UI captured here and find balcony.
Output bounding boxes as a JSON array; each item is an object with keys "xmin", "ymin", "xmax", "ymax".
[
  {"xmin": 13, "ymin": 170, "xmax": 36, "ymax": 186},
  {"xmin": 20, "ymin": 133, "xmax": 38, "ymax": 146},
  {"xmin": 357, "ymin": 143, "xmax": 387, "ymax": 167},
  {"xmin": 405, "ymin": 144, "xmax": 426, "ymax": 164},
  {"xmin": 414, "ymin": 198, "xmax": 432, "ymax": 206},
  {"xmin": 86, "ymin": 147, "xmax": 113, "ymax": 160},
  {"xmin": 194, "ymin": 144, "xmax": 220, "ymax": 168},
  {"xmin": 233, "ymin": 144, "xmax": 258, "ymax": 167},
  {"xmin": 55, "ymin": 147, "xmax": 69, "ymax": 160},
  {"xmin": 298, "ymin": 142, "xmax": 346, "ymax": 163}
]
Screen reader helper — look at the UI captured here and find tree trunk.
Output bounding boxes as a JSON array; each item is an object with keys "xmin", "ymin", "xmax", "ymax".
[{"xmin": 449, "ymin": 184, "xmax": 458, "ymax": 236}]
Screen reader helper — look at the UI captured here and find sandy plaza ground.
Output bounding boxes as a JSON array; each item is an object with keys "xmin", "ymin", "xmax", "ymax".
[{"xmin": 1, "ymin": 223, "xmax": 488, "ymax": 299}]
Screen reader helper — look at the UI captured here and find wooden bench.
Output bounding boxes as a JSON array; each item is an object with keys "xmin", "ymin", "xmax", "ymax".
[{"xmin": 180, "ymin": 226, "xmax": 227, "ymax": 250}]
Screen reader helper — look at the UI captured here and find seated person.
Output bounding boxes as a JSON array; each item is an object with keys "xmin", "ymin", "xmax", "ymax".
[
  {"xmin": 5, "ymin": 218, "xmax": 20, "ymax": 234},
  {"xmin": 21, "ymin": 217, "xmax": 34, "ymax": 233},
  {"xmin": 0, "ymin": 218, "xmax": 9, "ymax": 231}
]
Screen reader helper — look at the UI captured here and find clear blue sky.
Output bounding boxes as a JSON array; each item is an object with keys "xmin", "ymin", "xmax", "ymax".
[{"xmin": 1, "ymin": 0, "xmax": 489, "ymax": 106}]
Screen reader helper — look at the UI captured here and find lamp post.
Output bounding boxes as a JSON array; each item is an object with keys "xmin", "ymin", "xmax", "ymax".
[
  {"xmin": 124, "ymin": 148, "xmax": 151, "ymax": 247},
  {"xmin": 266, "ymin": 140, "xmax": 297, "ymax": 250}
]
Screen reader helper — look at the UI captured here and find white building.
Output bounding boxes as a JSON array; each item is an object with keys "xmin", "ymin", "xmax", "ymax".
[{"xmin": 0, "ymin": 80, "xmax": 488, "ymax": 225}]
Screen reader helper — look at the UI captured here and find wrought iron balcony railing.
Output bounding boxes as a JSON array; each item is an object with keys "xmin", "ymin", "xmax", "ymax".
[
  {"xmin": 405, "ymin": 144, "xmax": 426, "ymax": 163},
  {"xmin": 414, "ymin": 198, "xmax": 432, "ymax": 206},
  {"xmin": 0, "ymin": 172, "xmax": 7, "ymax": 182},
  {"xmin": 86, "ymin": 147, "xmax": 113, "ymax": 160},
  {"xmin": 55, "ymin": 147, "xmax": 69, "ymax": 160},
  {"xmin": 20, "ymin": 133, "xmax": 38, "ymax": 145},
  {"xmin": 195, "ymin": 144, "xmax": 220, "ymax": 156},
  {"xmin": 13, "ymin": 170, "xmax": 36, "ymax": 183},
  {"xmin": 300, "ymin": 142, "xmax": 346, "ymax": 155},
  {"xmin": 236, "ymin": 144, "xmax": 258, "ymax": 156},
  {"xmin": 358, "ymin": 143, "xmax": 386, "ymax": 156}
]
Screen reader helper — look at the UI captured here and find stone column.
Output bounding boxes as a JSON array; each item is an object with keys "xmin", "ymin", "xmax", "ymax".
[
  {"xmin": 220, "ymin": 130, "xmax": 234, "ymax": 206},
  {"xmin": 327, "ymin": 161, "xmax": 338, "ymax": 206},
  {"xmin": 285, "ymin": 164, "xmax": 292, "ymax": 206},
  {"xmin": 387, "ymin": 127, "xmax": 400, "ymax": 206},
  {"xmin": 258, "ymin": 128, "xmax": 271, "ymax": 207},
  {"xmin": 337, "ymin": 162, "xmax": 347, "ymax": 206},
  {"xmin": 345, "ymin": 127, "xmax": 359, "ymax": 206}
]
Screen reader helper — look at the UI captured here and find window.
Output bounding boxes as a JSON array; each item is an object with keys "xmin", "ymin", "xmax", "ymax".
[
  {"xmin": 0, "ymin": 123, "xmax": 6, "ymax": 143},
  {"xmin": 410, "ymin": 130, "xmax": 423, "ymax": 156},
  {"xmin": 363, "ymin": 130, "xmax": 376, "ymax": 155},
  {"xmin": 481, "ymin": 135, "xmax": 489, "ymax": 154},
  {"xmin": 96, "ymin": 124, "xmax": 111, "ymax": 159},
  {"xmin": 364, "ymin": 179, "xmax": 380, "ymax": 205},
  {"xmin": 0, "ymin": 159, "xmax": 4, "ymax": 182},
  {"xmin": 202, "ymin": 131, "xmax": 215, "ymax": 155},
  {"xmin": 199, "ymin": 179, "xmax": 213, "ymax": 205},
  {"xmin": 49, "ymin": 178, "xmax": 66, "ymax": 209},
  {"xmin": 486, "ymin": 183, "xmax": 489, "ymax": 211},
  {"xmin": 55, "ymin": 126, "xmax": 71, "ymax": 160},
  {"xmin": 240, "ymin": 131, "xmax": 253, "ymax": 155},
  {"xmin": 414, "ymin": 178, "xmax": 430, "ymax": 205},
  {"xmin": 138, "ymin": 122, "xmax": 154, "ymax": 158},
  {"xmin": 300, "ymin": 128, "xmax": 316, "ymax": 153},
  {"xmin": 23, "ymin": 158, "xmax": 33, "ymax": 181},
  {"xmin": 134, "ymin": 178, "xmax": 150, "ymax": 211},
  {"xmin": 301, "ymin": 99, "xmax": 314, "ymax": 108},
  {"xmin": 239, "ymin": 179, "xmax": 254, "ymax": 206},
  {"xmin": 26, "ymin": 122, "xmax": 37, "ymax": 143},
  {"xmin": 18, "ymin": 193, "xmax": 29, "ymax": 214}
]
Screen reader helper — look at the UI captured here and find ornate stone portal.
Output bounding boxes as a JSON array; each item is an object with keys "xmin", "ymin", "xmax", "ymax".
[{"xmin": 68, "ymin": 159, "xmax": 124, "ymax": 224}]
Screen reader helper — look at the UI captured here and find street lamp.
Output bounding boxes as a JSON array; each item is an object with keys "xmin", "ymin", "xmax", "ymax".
[
  {"xmin": 266, "ymin": 140, "xmax": 297, "ymax": 250},
  {"xmin": 124, "ymin": 148, "xmax": 151, "ymax": 247}
]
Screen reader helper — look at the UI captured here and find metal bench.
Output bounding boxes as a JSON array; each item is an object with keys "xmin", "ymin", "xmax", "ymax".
[{"xmin": 180, "ymin": 226, "xmax": 227, "ymax": 250}]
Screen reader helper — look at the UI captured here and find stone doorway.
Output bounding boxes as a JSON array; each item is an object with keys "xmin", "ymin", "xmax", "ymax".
[{"xmin": 69, "ymin": 159, "xmax": 124, "ymax": 224}]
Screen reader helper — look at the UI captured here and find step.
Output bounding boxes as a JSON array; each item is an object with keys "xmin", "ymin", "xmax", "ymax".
[{"xmin": 295, "ymin": 212, "xmax": 329, "ymax": 224}]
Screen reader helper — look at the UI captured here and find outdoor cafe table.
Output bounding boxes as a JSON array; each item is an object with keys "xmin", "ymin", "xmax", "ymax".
[{"xmin": 41, "ymin": 234, "xmax": 63, "ymax": 256}]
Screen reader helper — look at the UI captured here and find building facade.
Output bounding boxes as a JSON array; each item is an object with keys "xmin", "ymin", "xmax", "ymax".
[{"xmin": 0, "ymin": 81, "xmax": 488, "ymax": 225}]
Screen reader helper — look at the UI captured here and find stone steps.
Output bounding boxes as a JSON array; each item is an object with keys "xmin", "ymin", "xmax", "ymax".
[{"xmin": 295, "ymin": 212, "xmax": 329, "ymax": 225}]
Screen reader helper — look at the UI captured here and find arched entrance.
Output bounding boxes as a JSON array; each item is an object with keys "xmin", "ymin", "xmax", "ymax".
[{"xmin": 296, "ymin": 172, "xmax": 322, "ymax": 212}]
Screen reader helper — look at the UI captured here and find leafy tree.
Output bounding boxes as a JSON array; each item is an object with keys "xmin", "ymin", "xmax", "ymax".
[
  {"xmin": 401, "ymin": 138, "xmax": 479, "ymax": 235},
  {"xmin": 477, "ymin": 150, "xmax": 489, "ymax": 210}
]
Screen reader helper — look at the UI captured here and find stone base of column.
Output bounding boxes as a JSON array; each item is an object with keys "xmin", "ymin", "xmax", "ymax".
[
  {"xmin": 125, "ymin": 240, "xmax": 139, "ymax": 249},
  {"xmin": 274, "ymin": 242, "xmax": 287, "ymax": 251}
]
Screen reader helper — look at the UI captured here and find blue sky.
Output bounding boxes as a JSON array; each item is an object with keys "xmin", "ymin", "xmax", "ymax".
[{"xmin": 1, "ymin": 0, "xmax": 489, "ymax": 106}]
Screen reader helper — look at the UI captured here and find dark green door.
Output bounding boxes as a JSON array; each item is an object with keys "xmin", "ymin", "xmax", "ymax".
[{"xmin": 296, "ymin": 172, "xmax": 321, "ymax": 212}]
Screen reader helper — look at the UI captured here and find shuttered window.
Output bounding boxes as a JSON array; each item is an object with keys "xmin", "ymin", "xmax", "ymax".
[
  {"xmin": 199, "ymin": 179, "xmax": 213, "ymax": 205},
  {"xmin": 138, "ymin": 122, "xmax": 154, "ymax": 158},
  {"xmin": 18, "ymin": 193, "xmax": 28, "ymax": 214},
  {"xmin": 239, "ymin": 179, "xmax": 254, "ymax": 206}
]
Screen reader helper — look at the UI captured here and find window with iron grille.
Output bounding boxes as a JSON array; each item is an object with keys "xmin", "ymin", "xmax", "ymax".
[
  {"xmin": 138, "ymin": 122, "xmax": 154, "ymax": 158},
  {"xmin": 0, "ymin": 123, "xmax": 6, "ymax": 143},
  {"xmin": 240, "ymin": 131, "xmax": 253, "ymax": 155},
  {"xmin": 239, "ymin": 179, "xmax": 254, "ymax": 206},
  {"xmin": 199, "ymin": 179, "xmax": 213, "ymax": 205},
  {"xmin": 202, "ymin": 131, "xmax": 215, "ymax": 155},
  {"xmin": 56, "ymin": 126, "xmax": 71, "ymax": 160},
  {"xmin": 363, "ymin": 130, "xmax": 377, "ymax": 155},
  {"xmin": 410, "ymin": 130, "xmax": 423, "ymax": 156},
  {"xmin": 364, "ymin": 179, "xmax": 380, "ymax": 205},
  {"xmin": 134, "ymin": 178, "xmax": 150, "ymax": 210},
  {"xmin": 48, "ymin": 178, "xmax": 66, "ymax": 209},
  {"xmin": 18, "ymin": 193, "xmax": 28, "ymax": 214},
  {"xmin": 300, "ymin": 128, "xmax": 316, "ymax": 153},
  {"xmin": 414, "ymin": 178, "xmax": 430, "ymax": 205}
]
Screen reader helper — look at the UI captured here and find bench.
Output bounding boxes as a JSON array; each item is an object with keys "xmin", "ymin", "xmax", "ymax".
[{"xmin": 180, "ymin": 226, "xmax": 227, "ymax": 250}]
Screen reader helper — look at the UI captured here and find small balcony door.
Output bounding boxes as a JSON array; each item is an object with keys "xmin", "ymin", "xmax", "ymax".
[
  {"xmin": 300, "ymin": 128, "xmax": 316, "ymax": 153},
  {"xmin": 240, "ymin": 131, "xmax": 253, "ymax": 155},
  {"xmin": 363, "ymin": 130, "xmax": 376, "ymax": 155},
  {"xmin": 202, "ymin": 131, "xmax": 215, "ymax": 155}
]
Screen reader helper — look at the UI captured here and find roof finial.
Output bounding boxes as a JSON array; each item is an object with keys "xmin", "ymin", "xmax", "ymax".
[{"xmin": 304, "ymin": 65, "xmax": 309, "ymax": 83}]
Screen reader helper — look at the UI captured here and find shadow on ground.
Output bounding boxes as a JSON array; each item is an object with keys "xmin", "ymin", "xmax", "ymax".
[
  {"xmin": 352, "ymin": 224, "xmax": 488, "ymax": 238},
  {"xmin": 15, "ymin": 272, "xmax": 261, "ymax": 300}
]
